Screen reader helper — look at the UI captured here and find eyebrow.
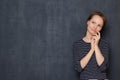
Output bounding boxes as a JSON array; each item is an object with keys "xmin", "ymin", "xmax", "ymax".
[{"xmin": 91, "ymin": 20, "xmax": 103, "ymax": 27}]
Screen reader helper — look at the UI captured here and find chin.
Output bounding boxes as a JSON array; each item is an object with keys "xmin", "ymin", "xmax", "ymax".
[
  {"xmin": 90, "ymin": 31, "xmax": 96, "ymax": 35},
  {"xmin": 88, "ymin": 30, "xmax": 97, "ymax": 35}
]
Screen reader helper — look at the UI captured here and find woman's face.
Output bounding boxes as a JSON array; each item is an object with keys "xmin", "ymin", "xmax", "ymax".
[{"xmin": 87, "ymin": 15, "xmax": 104, "ymax": 35}]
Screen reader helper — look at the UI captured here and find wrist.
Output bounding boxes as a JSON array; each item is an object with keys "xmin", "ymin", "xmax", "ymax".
[
  {"xmin": 90, "ymin": 48, "xmax": 94, "ymax": 52},
  {"xmin": 95, "ymin": 45, "xmax": 99, "ymax": 49}
]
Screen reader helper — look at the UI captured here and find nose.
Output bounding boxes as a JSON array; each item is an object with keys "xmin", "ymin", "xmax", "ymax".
[{"xmin": 93, "ymin": 25, "xmax": 97, "ymax": 29}]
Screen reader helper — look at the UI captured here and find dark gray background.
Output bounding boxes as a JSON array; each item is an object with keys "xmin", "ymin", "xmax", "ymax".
[{"xmin": 0, "ymin": 0, "xmax": 120, "ymax": 80}]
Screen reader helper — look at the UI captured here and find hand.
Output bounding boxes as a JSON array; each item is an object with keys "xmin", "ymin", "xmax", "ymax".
[
  {"xmin": 94, "ymin": 31, "xmax": 100, "ymax": 46},
  {"xmin": 91, "ymin": 36, "xmax": 95, "ymax": 51},
  {"xmin": 90, "ymin": 32, "xmax": 101, "ymax": 50}
]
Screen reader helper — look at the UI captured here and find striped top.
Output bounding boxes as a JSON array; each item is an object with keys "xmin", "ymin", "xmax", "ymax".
[{"xmin": 73, "ymin": 38, "xmax": 109, "ymax": 80}]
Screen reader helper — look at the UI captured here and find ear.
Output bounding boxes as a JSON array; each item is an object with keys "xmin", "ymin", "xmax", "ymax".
[{"xmin": 87, "ymin": 20, "xmax": 90, "ymax": 25}]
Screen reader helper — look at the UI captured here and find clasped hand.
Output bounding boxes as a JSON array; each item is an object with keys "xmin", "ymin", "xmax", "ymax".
[{"xmin": 91, "ymin": 32, "xmax": 100, "ymax": 50}]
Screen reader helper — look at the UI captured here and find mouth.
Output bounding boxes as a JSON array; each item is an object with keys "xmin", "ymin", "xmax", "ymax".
[
  {"xmin": 91, "ymin": 29, "xmax": 97, "ymax": 33},
  {"xmin": 92, "ymin": 34, "xmax": 96, "ymax": 36}
]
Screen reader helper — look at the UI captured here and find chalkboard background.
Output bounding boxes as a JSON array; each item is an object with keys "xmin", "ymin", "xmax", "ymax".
[{"xmin": 0, "ymin": 0, "xmax": 120, "ymax": 80}]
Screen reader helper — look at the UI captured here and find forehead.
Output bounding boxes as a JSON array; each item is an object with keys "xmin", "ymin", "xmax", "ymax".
[
  {"xmin": 91, "ymin": 15, "xmax": 103, "ymax": 21},
  {"xmin": 91, "ymin": 15, "xmax": 104, "ymax": 24}
]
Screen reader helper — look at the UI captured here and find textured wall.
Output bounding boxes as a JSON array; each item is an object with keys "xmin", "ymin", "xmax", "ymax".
[{"xmin": 0, "ymin": 0, "xmax": 120, "ymax": 80}]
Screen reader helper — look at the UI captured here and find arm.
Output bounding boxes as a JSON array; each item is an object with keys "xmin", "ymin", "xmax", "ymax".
[
  {"xmin": 97, "ymin": 39, "xmax": 109, "ymax": 71},
  {"xmin": 93, "ymin": 32, "xmax": 105, "ymax": 66},
  {"xmin": 73, "ymin": 42, "xmax": 83, "ymax": 72},
  {"xmin": 80, "ymin": 48, "xmax": 94, "ymax": 68},
  {"xmin": 80, "ymin": 37, "xmax": 95, "ymax": 69},
  {"xmin": 95, "ymin": 45, "xmax": 104, "ymax": 66},
  {"xmin": 73, "ymin": 41, "xmax": 94, "ymax": 72}
]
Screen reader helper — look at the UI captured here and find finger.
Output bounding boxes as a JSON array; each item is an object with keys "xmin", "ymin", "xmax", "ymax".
[
  {"xmin": 97, "ymin": 32, "xmax": 101, "ymax": 38},
  {"xmin": 91, "ymin": 37, "xmax": 95, "ymax": 41},
  {"xmin": 95, "ymin": 33, "xmax": 98, "ymax": 37},
  {"xmin": 95, "ymin": 32, "xmax": 100, "ymax": 38},
  {"xmin": 97, "ymin": 31, "xmax": 100, "ymax": 36},
  {"xmin": 92, "ymin": 36, "xmax": 96, "ymax": 40}
]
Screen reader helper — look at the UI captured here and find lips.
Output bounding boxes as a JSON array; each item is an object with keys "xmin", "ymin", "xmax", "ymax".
[{"xmin": 91, "ymin": 28, "xmax": 97, "ymax": 33}]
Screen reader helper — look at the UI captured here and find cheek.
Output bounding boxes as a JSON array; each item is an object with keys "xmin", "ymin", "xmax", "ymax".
[{"xmin": 97, "ymin": 27, "xmax": 102, "ymax": 32}]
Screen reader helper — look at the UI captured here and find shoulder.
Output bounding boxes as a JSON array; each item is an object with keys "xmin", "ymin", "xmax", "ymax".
[
  {"xmin": 99, "ymin": 38, "xmax": 109, "ymax": 48},
  {"xmin": 100, "ymin": 38, "xmax": 109, "ymax": 44},
  {"xmin": 73, "ymin": 39, "xmax": 90, "ymax": 48},
  {"xmin": 73, "ymin": 39, "xmax": 84, "ymax": 46}
]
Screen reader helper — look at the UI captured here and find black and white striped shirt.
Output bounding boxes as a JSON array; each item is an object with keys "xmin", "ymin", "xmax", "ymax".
[{"xmin": 73, "ymin": 38, "xmax": 109, "ymax": 80}]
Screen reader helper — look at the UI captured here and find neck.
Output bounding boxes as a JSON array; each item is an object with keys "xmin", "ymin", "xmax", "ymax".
[{"xmin": 83, "ymin": 31, "xmax": 93, "ymax": 43}]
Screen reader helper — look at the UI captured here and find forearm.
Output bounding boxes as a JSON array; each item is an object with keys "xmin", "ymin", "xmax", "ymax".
[
  {"xmin": 95, "ymin": 45, "xmax": 104, "ymax": 66},
  {"xmin": 80, "ymin": 49, "xmax": 94, "ymax": 69}
]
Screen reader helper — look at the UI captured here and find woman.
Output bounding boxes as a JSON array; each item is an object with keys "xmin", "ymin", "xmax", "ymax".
[{"xmin": 73, "ymin": 11, "xmax": 109, "ymax": 80}]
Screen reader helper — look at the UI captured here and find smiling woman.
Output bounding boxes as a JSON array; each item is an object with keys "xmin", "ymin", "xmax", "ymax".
[{"xmin": 73, "ymin": 11, "xmax": 109, "ymax": 80}]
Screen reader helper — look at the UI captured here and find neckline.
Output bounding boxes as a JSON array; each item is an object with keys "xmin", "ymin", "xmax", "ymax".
[{"xmin": 82, "ymin": 38, "xmax": 91, "ymax": 44}]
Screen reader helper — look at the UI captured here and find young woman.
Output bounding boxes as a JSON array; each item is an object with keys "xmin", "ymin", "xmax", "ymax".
[{"xmin": 73, "ymin": 11, "xmax": 109, "ymax": 80}]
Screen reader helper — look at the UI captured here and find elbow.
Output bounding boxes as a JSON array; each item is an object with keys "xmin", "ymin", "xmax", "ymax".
[
  {"xmin": 80, "ymin": 60, "xmax": 86, "ymax": 69},
  {"xmin": 98, "ymin": 57, "xmax": 105, "ymax": 66}
]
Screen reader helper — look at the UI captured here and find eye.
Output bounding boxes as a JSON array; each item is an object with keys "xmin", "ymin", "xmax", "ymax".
[
  {"xmin": 92, "ymin": 21, "xmax": 95, "ymax": 24},
  {"xmin": 98, "ymin": 25, "xmax": 102, "ymax": 28}
]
